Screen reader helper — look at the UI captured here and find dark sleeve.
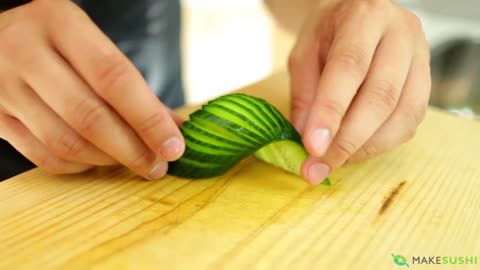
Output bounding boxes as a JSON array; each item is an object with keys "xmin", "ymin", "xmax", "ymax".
[
  {"xmin": 0, "ymin": 0, "xmax": 30, "ymax": 10},
  {"xmin": 78, "ymin": 0, "xmax": 185, "ymax": 109}
]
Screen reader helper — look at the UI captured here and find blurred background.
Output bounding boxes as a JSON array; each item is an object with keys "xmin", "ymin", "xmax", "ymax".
[
  {"xmin": 181, "ymin": 0, "xmax": 480, "ymax": 118},
  {"xmin": 181, "ymin": 0, "xmax": 283, "ymax": 104}
]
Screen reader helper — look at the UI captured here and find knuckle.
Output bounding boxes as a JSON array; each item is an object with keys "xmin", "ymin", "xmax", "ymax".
[
  {"xmin": 93, "ymin": 54, "xmax": 130, "ymax": 96},
  {"xmin": 318, "ymin": 99, "xmax": 346, "ymax": 123},
  {"xmin": 331, "ymin": 136, "xmax": 358, "ymax": 158},
  {"xmin": 332, "ymin": 45, "xmax": 369, "ymax": 80},
  {"xmin": 0, "ymin": 25, "xmax": 23, "ymax": 62},
  {"xmin": 39, "ymin": 0, "xmax": 92, "ymax": 35},
  {"xmin": 359, "ymin": 141, "xmax": 380, "ymax": 159},
  {"xmin": 138, "ymin": 111, "xmax": 168, "ymax": 139},
  {"xmin": 364, "ymin": 80, "xmax": 399, "ymax": 111},
  {"xmin": 397, "ymin": 126, "xmax": 417, "ymax": 145},
  {"xmin": 405, "ymin": 12, "xmax": 423, "ymax": 32},
  {"xmin": 62, "ymin": 0, "xmax": 91, "ymax": 19},
  {"xmin": 35, "ymin": 154, "xmax": 64, "ymax": 174},
  {"xmin": 22, "ymin": 0, "xmax": 47, "ymax": 20},
  {"xmin": 291, "ymin": 96, "xmax": 310, "ymax": 115},
  {"xmin": 48, "ymin": 132, "xmax": 86, "ymax": 159},
  {"xmin": 0, "ymin": 115, "xmax": 23, "ymax": 138},
  {"xmin": 31, "ymin": 0, "xmax": 85, "ymax": 21},
  {"xmin": 360, "ymin": 0, "xmax": 386, "ymax": 11},
  {"xmin": 0, "ymin": 24, "xmax": 42, "ymax": 69},
  {"xmin": 127, "ymin": 149, "xmax": 156, "ymax": 173},
  {"xmin": 16, "ymin": 0, "xmax": 64, "ymax": 29},
  {"xmin": 403, "ymin": 103, "xmax": 427, "ymax": 126},
  {"xmin": 71, "ymin": 99, "xmax": 110, "ymax": 137},
  {"xmin": 404, "ymin": 127, "xmax": 417, "ymax": 141}
]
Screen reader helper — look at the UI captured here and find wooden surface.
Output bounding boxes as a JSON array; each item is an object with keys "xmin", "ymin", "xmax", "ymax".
[{"xmin": 1, "ymin": 72, "xmax": 480, "ymax": 270}]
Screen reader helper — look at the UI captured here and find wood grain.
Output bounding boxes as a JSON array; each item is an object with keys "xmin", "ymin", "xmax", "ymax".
[{"xmin": 1, "ymin": 72, "xmax": 480, "ymax": 270}]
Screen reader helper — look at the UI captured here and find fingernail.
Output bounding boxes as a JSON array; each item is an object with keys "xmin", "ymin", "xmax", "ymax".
[
  {"xmin": 146, "ymin": 161, "xmax": 167, "ymax": 180},
  {"xmin": 310, "ymin": 128, "xmax": 331, "ymax": 156},
  {"xmin": 307, "ymin": 162, "xmax": 330, "ymax": 185},
  {"xmin": 160, "ymin": 137, "xmax": 184, "ymax": 161}
]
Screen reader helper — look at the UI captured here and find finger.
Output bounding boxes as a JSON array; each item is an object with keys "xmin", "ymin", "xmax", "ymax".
[
  {"xmin": 0, "ymin": 114, "xmax": 92, "ymax": 174},
  {"xmin": 41, "ymin": 0, "xmax": 184, "ymax": 162},
  {"xmin": 321, "ymin": 31, "xmax": 415, "ymax": 169},
  {"xmin": 2, "ymin": 80, "xmax": 116, "ymax": 166},
  {"xmin": 349, "ymin": 42, "xmax": 431, "ymax": 162},
  {"xmin": 301, "ymin": 156, "xmax": 331, "ymax": 185},
  {"xmin": 288, "ymin": 5, "xmax": 333, "ymax": 134},
  {"xmin": 16, "ymin": 42, "xmax": 167, "ymax": 180},
  {"xmin": 303, "ymin": 2, "xmax": 386, "ymax": 158}
]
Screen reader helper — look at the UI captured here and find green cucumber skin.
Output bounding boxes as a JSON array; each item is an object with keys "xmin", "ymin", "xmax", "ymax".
[{"xmin": 168, "ymin": 93, "xmax": 329, "ymax": 185}]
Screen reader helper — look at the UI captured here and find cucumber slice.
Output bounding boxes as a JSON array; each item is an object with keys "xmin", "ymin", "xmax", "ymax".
[{"xmin": 168, "ymin": 93, "xmax": 330, "ymax": 185}]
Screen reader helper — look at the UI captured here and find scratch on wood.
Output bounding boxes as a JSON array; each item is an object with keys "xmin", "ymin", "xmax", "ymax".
[{"xmin": 378, "ymin": 181, "xmax": 407, "ymax": 215}]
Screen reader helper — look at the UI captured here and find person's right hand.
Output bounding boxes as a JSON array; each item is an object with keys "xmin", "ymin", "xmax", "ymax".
[{"xmin": 0, "ymin": 0, "xmax": 185, "ymax": 179}]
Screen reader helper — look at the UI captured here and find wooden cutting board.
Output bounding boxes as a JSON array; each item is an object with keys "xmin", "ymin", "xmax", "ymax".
[{"xmin": 1, "ymin": 72, "xmax": 479, "ymax": 270}]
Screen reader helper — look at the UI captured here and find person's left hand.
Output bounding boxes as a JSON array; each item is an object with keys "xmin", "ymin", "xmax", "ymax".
[{"xmin": 288, "ymin": 0, "xmax": 431, "ymax": 185}]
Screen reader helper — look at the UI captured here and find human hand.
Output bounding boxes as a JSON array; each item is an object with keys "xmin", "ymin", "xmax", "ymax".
[
  {"xmin": 0, "ymin": 0, "xmax": 184, "ymax": 179},
  {"xmin": 288, "ymin": 0, "xmax": 431, "ymax": 184}
]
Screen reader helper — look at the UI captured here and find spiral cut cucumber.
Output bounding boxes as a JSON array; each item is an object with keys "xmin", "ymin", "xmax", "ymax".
[{"xmin": 168, "ymin": 93, "xmax": 330, "ymax": 185}]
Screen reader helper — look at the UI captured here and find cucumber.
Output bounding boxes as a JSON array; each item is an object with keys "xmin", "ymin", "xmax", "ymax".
[{"xmin": 168, "ymin": 93, "xmax": 330, "ymax": 185}]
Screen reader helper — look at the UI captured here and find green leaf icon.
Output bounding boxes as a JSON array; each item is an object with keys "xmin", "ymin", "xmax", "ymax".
[{"xmin": 392, "ymin": 254, "xmax": 410, "ymax": 268}]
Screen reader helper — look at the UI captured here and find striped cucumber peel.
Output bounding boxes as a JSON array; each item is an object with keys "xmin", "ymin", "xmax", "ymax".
[{"xmin": 168, "ymin": 93, "xmax": 330, "ymax": 185}]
